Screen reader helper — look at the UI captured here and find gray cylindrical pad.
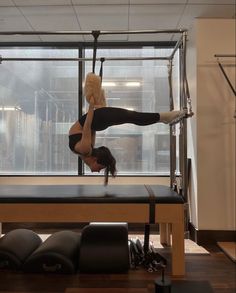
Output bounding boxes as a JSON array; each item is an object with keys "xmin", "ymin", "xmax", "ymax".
[
  {"xmin": 0, "ymin": 229, "xmax": 42, "ymax": 270},
  {"xmin": 23, "ymin": 230, "xmax": 81, "ymax": 274}
]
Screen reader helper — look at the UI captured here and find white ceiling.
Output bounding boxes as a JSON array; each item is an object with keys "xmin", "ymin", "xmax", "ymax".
[{"xmin": 0, "ymin": 0, "xmax": 235, "ymax": 42}]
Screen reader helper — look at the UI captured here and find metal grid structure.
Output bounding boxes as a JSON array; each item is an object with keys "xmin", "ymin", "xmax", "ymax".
[{"xmin": 0, "ymin": 29, "xmax": 191, "ymax": 200}]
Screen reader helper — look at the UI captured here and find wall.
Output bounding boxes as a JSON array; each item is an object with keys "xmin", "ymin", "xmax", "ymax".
[{"xmin": 188, "ymin": 18, "xmax": 235, "ymax": 231}]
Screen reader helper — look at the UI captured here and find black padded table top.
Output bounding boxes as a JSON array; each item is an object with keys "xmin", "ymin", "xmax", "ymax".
[{"xmin": 0, "ymin": 185, "xmax": 184, "ymax": 204}]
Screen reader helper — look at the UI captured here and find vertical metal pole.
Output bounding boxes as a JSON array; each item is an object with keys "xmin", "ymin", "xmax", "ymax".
[
  {"xmin": 177, "ymin": 31, "xmax": 188, "ymax": 199},
  {"xmin": 45, "ymin": 100, "xmax": 49, "ymax": 171},
  {"xmin": 78, "ymin": 46, "xmax": 83, "ymax": 176},
  {"xmin": 62, "ymin": 110, "xmax": 66, "ymax": 171},
  {"xmin": 33, "ymin": 91, "xmax": 38, "ymax": 172},
  {"xmin": 178, "ymin": 33, "xmax": 185, "ymax": 196},
  {"xmin": 48, "ymin": 102, "xmax": 52, "ymax": 172},
  {"xmin": 168, "ymin": 59, "xmax": 176, "ymax": 189},
  {"xmin": 182, "ymin": 31, "xmax": 188, "ymax": 200},
  {"xmin": 170, "ymin": 127, "xmax": 176, "ymax": 189},
  {"xmin": 178, "ymin": 44, "xmax": 183, "ymax": 194},
  {"xmin": 55, "ymin": 105, "xmax": 59, "ymax": 172}
]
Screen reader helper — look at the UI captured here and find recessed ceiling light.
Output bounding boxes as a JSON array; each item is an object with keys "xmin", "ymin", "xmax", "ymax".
[
  {"xmin": 125, "ymin": 82, "xmax": 141, "ymax": 87},
  {"xmin": 0, "ymin": 106, "xmax": 21, "ymax": 111},
  {"xmin": 102, "ymin": 81, "xmax": 117, "ymax": 87}
]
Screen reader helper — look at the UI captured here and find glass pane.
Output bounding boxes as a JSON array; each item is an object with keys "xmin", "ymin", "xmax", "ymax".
[
  {"xmin": 84, "ymin": 48, "xmax": 179, "ymax": 175},
  {"xmin": 0, "ymin": 48, "xmax": 78, "ymax": 174}
]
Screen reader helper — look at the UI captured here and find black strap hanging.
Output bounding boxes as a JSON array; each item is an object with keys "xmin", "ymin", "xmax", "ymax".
[
  {"xmin": 91, "ymin": 30, "xmax": 100, "ymax": 74},
  {"xmin": 218, "ymin": 60, "xmax": 236, "ymax": 96},
  {"xmin": 99, "ymin": 57, "xmax": 105, "ymax": 82}
]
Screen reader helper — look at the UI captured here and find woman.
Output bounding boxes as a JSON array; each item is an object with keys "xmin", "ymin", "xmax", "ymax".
[{"xmin": 69, "ymin": 97, "xmax": 185, "ymax": 184}]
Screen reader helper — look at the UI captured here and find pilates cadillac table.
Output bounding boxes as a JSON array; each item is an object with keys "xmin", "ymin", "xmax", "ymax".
[{"xmin": 0, "ymin": 184, "xmax": 185, "ymax": 276}]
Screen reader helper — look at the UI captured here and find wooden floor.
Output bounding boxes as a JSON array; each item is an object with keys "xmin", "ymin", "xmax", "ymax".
[{"xmin": 0, "ymin": 243, "xmax": 235, "ymax": 293}]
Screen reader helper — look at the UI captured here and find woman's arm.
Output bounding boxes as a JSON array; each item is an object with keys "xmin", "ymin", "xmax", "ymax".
[{"xmin": 74, "ymin": 98, "xmax": 95, "ymax": 156}]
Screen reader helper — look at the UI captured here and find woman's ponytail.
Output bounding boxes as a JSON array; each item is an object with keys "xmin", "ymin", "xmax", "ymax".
[{"xmin": 92, "ymin": 146, "xmax": 116, "ymax": 185}]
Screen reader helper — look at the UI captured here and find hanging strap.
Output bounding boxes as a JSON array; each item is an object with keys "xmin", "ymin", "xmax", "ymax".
[
  {"xmin": 99, "ymin": 57, "xmax": 105, "ymax": 82},
  {"xmin": 91, "ymin": 30, "xmax": 100, "ymax": 74},
  {"xmin": 218, "ymin": 61, "xmax": 236, "ymax": 96},
  {"xmin": 167, "ymin": 60, "xmax": 174, "ymax": 111},
  {"xmin": 143, "ymin": 185, "xmax": 156, "ymax": 253}
]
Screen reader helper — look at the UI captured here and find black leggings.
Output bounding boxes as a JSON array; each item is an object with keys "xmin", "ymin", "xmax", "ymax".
[{"xmin": 79, "ymin": 107, "xmax": 160, "ymax": 131}]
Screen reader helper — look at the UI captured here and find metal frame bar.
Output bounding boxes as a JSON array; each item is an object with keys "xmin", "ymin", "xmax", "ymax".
[
  {"xmin": 214, "ymin": 54, "xmax": 236, "ymax": 58},
  {"xmin": 0, "ymin": 34, "xmax": 183, "ymax": 62},
  {"xmin": 0, "ymin": 29, "xmax": 187, "ymax": 36},
  {"xmin": 169, "ymin": 35, "xmax": 183, "ymax": 60},
  {"xmin": 78, "ymin": 46, "xmax": 83, "ymax": 176},
  {"xmin": 168, "ymin": 59, "xmax": 176, "ymax": 189},
  {"xmin": 181, "ymin": 32, "xmax": 189, "ymax": 200},
  {"xmin": 0, "ymin": 30, "xmax": 185, "ymax": 62},
  {"xmin": 0, "ymin": 56, "xmax": 171, "ymax": 62},
  {"xmin": 178, "ymin": 39, "xmax": 184, "ymax": 195},
  {"xmin": 171, "ymin": 31, "xmax": 188, "ymax": 200},
  {"xmin": 0, "ymin": 30, "xmax": 189, "ymax": 199}
]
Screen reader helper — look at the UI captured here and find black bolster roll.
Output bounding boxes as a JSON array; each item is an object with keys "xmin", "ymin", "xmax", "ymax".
[
  {"xmin": 79, "ymin": 222, "xmax": 130, "ymax": 273},
  {"xmin": 0, "ymin": 229, "xmax": 42, "ymax": 270},
  {"xmin": 23, "ymin": 230, "xmax": 81, "ymax": 274}
]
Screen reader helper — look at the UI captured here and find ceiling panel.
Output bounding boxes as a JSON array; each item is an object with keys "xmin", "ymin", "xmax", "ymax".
[
  {"xmin": 17, "ymin": 5, "xmax": 84, "ymax": 41},
  {"xmin": 0, "ymin": 7, "xmax": 33, "ymax": 31},
  {"xmin": 20, "ymin": 6, "xmax": 80, "ymax": 31},
  {"xmin": 74, "ymin": 5, "xmax": 129, "ymax": 41},
  {"xmin": 0, "ymin": 0, "xmax": 14, "ymax": 6},
  {"xmin": 130, "ymin": 0, "xmax": 187, "ymax": 3},
  {"xmin": 12, "ymin": 0, "xmax": 72, "ymax": 5},
  {"xmin": 0, "ymin": 0, "xmax": 235, "ymax": 43},
  {"xmin": 72, "ymin": 0, "xmax": 129, "ymax": 4},
  {"xmin": 187, "ymin": 0, "xmax": 235, "ymax": 4},
  {"xmin": 18, "ymin": 5, "xmax": 80, "ymax": 30},
  {"xmin": 0, "ymin": 7, "xmax": 41, "ymax": 42},
  {"xmin": 128, "ymin": 4, "xmax": 185, "ymax": 41}
]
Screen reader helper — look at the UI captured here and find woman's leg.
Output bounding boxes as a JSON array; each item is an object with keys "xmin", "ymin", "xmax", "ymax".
[
  {"xmin": 79, "ymin": 107, "xmax": 186, "ymax": 131},
  {"xmin": 79, "ymin": 107, "xmax": 160, "ymax": 131}
]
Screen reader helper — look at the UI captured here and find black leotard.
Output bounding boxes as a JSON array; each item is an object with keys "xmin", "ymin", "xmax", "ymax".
[
  {"xmin": 68, "ymin": 133, "xmax": 82, "ymax": 152},
  {"xmin": 68, "ymin": 107, "xmax": 160, "ymax": 152}
]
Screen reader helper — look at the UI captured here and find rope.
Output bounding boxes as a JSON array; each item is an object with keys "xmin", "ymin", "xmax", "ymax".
[
  {"xmin": 217, "ymin": 60, "xmax": 236, "ymax": 96},
  {"xmin": 168, "ymin": 59, "xmax": 174, "ymax": 111},
  {"xmin": 99, "ymin": 57, "xmax": 105, "ymax": 82},
  {"xmin": 91, "ymin": 30, "xmax": 100, "ymax": 74}
]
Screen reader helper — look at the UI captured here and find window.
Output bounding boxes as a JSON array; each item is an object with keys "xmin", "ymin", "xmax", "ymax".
[
  {"xmin": 0, "ymin": 48, "xmax": 78, "ymax": 174},
  {"xmin": 0, "ymin": 46, "xmax": 179, "ymax": 176},
  {"xmin": 84, "ymin": 48, "xmax": 179, "ymax": 175}
]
